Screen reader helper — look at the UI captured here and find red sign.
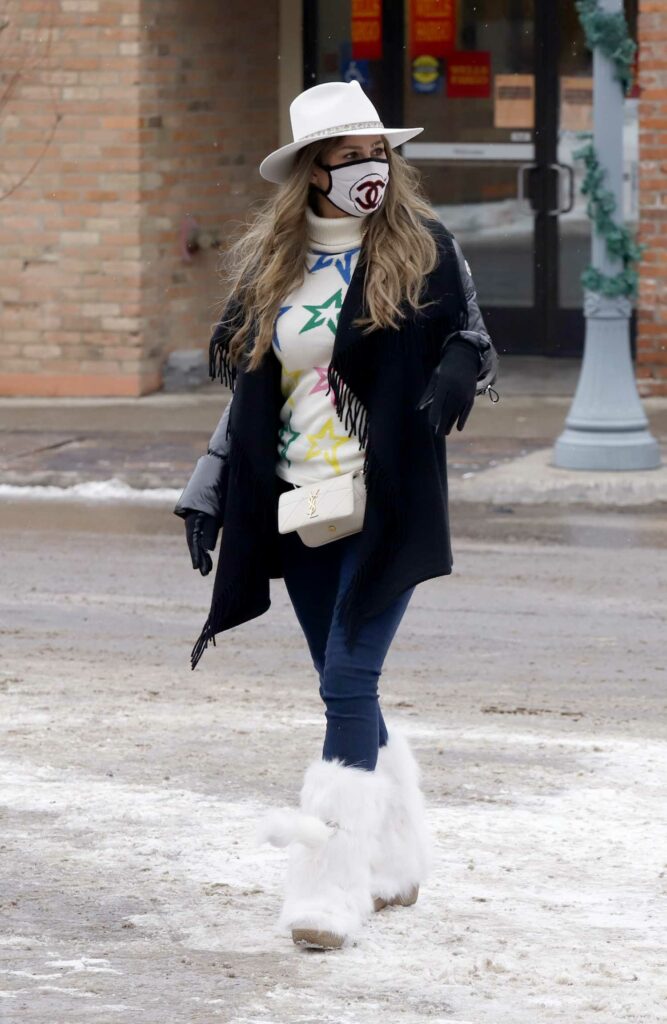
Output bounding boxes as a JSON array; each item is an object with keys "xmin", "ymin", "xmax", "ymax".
[
  {"xmin": 410, "ymin": 0, "xmax": 456, "ymax": 59},
  {"xmin": 447, "ymin": 51, "xmax": 492, "ymax": 98},
  {"xmin": 352, "ymin": 0, "xmax": 383, "ymax": 61}
]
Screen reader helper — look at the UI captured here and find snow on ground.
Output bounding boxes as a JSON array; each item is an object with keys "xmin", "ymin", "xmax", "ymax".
[
  {"xmin": 0, "ymin": 479, "xmax": 182, "ymax": 504},
  {"xmin": 1, "ymin": 715, "xmax": 665, "ymax": 1022},
  {"xmin": 0, "ymin": 519, "xmax": 665, "ymax": 1022}
]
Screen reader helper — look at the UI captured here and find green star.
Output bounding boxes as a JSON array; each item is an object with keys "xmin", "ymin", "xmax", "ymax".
[
  {"xmin": 299, "ymin": 289, "xmax": 343, "ymax": 335},
  {"xmin": 278, "ymin": 411, "xmax": 300, "ymax": 466}
]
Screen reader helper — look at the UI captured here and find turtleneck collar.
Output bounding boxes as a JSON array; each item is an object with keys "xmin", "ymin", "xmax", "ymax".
[{"xmin": 305, "ymin": 204, "xmax": 364, "ymax": 254}]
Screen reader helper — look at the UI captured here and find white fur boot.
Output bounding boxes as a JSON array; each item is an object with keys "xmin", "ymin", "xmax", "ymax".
[
  {"xmin": 258, "ymin": 757, "xmax": 392, "ymax": 949},
  {"xmin": 370, "ymin": 727, "xmax": 433, "ymax": 912}
]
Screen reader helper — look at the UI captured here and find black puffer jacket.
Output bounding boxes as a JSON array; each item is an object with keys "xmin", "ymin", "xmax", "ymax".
[{"xmin": 173, "ymin": 235, "xmax": 497, "ymax": 523}]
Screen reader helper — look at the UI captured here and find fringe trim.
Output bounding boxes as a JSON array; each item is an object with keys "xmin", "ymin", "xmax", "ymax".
[
  {"xmin": 209, "ymin": 315, "xmax": 243, "ymax": 392},
  {"xmin": 190, "ymin": 576, "xmax": 252, "ymax": 670},
  {"xmin": 190, "ymin": 577, "xmax": 250, "ymax": 671},
  {"xmin": 326, "ymin": 356, "xmax": 369, "ymax": 452},
  {"xmin": 209, "ymin": 333, "xmax": 237, "ymax": 391},
  {"xmin": 190, "ymin": 608, "xmax": 216, "ymax": 670}
]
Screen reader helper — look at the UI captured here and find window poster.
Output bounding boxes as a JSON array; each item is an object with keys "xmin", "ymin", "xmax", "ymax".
[
  {"xmin": 494, "ymin": 74, "xmax": 535, "ymax": 128},
  {"xmin": 560, "ymin": 76, "xmax": 593, "ymax": 132},
  {"xmin": 447, "ymin": 51, "xmax": 492, "ymax": 99},
  {"xmin": 351, "ymin": 0, "xmax": 383, "ymax": 61},
  {"xmin": 410, "ymin": 0, "xmax": 456, "ymax": 59}
]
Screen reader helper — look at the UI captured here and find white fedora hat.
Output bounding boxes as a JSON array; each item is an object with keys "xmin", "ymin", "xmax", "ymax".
[{"xmin": 259, "ymin": 80, "xmax": 423, "ymax": 184}]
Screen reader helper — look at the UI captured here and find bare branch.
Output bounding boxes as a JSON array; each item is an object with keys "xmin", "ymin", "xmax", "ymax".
[{"xmin": 0, "ymin": 1, "xmax": 62, "ymax": 200}]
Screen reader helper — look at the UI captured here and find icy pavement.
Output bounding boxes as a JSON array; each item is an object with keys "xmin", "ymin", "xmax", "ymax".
[
  {"xmin": 1, "ymin": 729, "xmax": 665, "ymax": 1023},
  {"xmin": 0, "ymin": 504, "xmax": 665, "ymax": 1023}
]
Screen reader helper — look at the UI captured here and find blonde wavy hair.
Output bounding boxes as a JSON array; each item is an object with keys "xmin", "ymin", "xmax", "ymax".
[{"xmin": 214, "ymin": 136, "xmax": 440, "ymax": 373}]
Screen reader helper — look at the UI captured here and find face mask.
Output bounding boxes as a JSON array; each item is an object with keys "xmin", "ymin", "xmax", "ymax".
[{"xmin": 314, "ymin": 157, "xmax": 390, "ymax": 218}]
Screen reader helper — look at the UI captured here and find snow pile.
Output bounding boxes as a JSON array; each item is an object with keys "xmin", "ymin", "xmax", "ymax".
[{"xmin": 0, "ymin": 477, "xmax": 181, "ymax": 504}]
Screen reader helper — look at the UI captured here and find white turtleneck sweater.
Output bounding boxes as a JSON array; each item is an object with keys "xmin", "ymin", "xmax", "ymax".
[{"xmin": 273, "ymin": 206, "xmax": 366, "ymax": 486}]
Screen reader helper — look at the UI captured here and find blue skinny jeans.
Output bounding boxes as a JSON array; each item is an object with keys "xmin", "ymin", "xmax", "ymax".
[{"xmin": 279, "ymin": 520, "xmax": 415, "ymax": 772}]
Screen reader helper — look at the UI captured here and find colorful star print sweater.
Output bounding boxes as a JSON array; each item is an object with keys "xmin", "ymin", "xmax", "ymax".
[{"xmin": 273, "ymin": 205, "xmax": 365, "ymax": 486}]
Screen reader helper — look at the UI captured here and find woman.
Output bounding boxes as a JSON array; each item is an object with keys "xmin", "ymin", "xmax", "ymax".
[{"xmin": 174, "ymin": 81, "xmax": 498, "ymax": 951}]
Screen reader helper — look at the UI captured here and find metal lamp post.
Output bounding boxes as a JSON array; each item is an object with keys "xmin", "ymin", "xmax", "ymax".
[{"xmin": 553, "ymin": 0, "xmax": 661, "ymax": 471}]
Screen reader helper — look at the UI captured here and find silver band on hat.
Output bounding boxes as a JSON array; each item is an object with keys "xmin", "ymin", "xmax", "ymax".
[{"xmin": 298, "ymin": 120, "xmax": 384, "ymax": 142}]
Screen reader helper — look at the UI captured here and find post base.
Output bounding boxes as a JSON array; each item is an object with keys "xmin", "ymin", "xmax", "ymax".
[
  {"xmin": 553, "ymin": 429, "xmax": 662, "ymax": 471},
  {"xmin": 553, "ymin": 307, "xmax": 662, "ymax": 472}
]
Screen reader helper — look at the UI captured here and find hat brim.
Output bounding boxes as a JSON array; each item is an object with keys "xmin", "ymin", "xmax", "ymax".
[{"xmin": 259, "ymin": 126, "xmax": 424, "ymax": 184}]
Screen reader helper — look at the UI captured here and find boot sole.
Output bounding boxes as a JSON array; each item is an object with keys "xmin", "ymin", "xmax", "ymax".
[
  {"xmin": 373, "ymin": 883, "xmax": 419, "ymax": 913},
  {"xmin": 291, "ymin": 927, "xmax": 345, "ymax": 949}
]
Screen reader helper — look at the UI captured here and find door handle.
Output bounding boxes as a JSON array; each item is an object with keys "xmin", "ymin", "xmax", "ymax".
[
  {"xmin": 517, "ymin": 163, "xmax": 538, "ymax": 215},
  {"xmin": 547, "ymin": 162, "xmax": 575, "ymax": 215}
]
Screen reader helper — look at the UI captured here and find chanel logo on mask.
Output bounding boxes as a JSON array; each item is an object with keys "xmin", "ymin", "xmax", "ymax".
[{"xmin": 351, "ymin": 173, "xmax": 387, "ymax": 212}]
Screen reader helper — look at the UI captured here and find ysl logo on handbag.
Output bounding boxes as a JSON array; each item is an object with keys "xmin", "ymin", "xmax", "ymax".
[{"xmin": 306, "ymin": 487, "xmax": 320, "ymax": 518}]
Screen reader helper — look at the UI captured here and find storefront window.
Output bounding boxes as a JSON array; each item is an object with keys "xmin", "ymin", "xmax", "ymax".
[{"xmin": 403, "ymin": 1, "xmax": 537, "ymax": 309}]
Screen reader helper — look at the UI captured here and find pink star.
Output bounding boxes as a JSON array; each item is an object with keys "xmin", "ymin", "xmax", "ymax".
[{"xmin": 309, "ymin": 366, "xmax": 336, "ymax": 407}]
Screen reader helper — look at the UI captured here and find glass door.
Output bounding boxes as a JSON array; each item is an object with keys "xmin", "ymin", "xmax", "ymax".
[
  {"xmin": 557, "ymin": 4, "xmax": 594, "ymax": 322},
  {"xmin": 401, "ymin": 0, "xmax": 548, "ymax": 354},
  {"xmin": 400, "ymin": 0, "xmax": 637, "ymax": 356}
]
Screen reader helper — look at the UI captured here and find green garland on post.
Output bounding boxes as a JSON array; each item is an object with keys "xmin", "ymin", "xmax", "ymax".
[
  {"xmin": 573, "ymin": 138, "xmax": 644, "ymax": 297},
  {"xmin": 573, "ymin": 0, "xmax": 641, "ymax": 299},
  {"xmin": 575, "ymin": 0, "xmax": 637, "ymax": 95}
]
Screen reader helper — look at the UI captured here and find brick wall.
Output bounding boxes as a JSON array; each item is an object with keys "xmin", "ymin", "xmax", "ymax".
[
  {"xmin": 637, "ymin": 0, "xmax": 667, "ymax": 397},
  {"xmin": 0, "ymin": 0, "xmax": 278, "ymax": 397},
  {"xmin": 137, "ymin": 0, "xmax": 278, "ymax": 381},
  {"xmin": 0, "ymin": 0, "xmax": 145, "ymax": 396}
]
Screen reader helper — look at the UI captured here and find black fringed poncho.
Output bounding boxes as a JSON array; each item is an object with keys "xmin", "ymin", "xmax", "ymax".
[{"xmin": 189, "ymin": 219, "xmax": 468, "ymax": 670}]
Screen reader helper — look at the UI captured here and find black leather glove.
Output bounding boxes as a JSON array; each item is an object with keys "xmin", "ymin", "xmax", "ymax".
[
  {"xmin": 184, "ymin": 511, "xmax": 220, "ymax": 576},
  {"xmin": 417, "ymin": 338, "xmax": 481, "ymax": 436}
]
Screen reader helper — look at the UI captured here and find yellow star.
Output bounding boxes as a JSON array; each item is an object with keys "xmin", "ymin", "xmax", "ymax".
[
  {"xmin": 281, "ymin": 365, "xmax": 303, "ymax": 398},
  {"xmin": 304, "ymin": 417, "xmax": 351, "ymax": 474}
]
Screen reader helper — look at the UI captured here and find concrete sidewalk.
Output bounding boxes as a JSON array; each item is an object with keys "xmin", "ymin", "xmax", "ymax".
[{"xmin": 1, "ymin": 378, "xmax": 666, "ymax": 507}]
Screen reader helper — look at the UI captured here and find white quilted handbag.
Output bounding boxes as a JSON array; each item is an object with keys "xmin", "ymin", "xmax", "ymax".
[{"xmin": 277, "ymin": 469, "xmax": 367, "ymax": 547}]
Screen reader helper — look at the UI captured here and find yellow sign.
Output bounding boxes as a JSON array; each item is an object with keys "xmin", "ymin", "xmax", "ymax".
[{"xmin": 412, "ymin": 54, "xmax": 441, "ymax": 93}]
